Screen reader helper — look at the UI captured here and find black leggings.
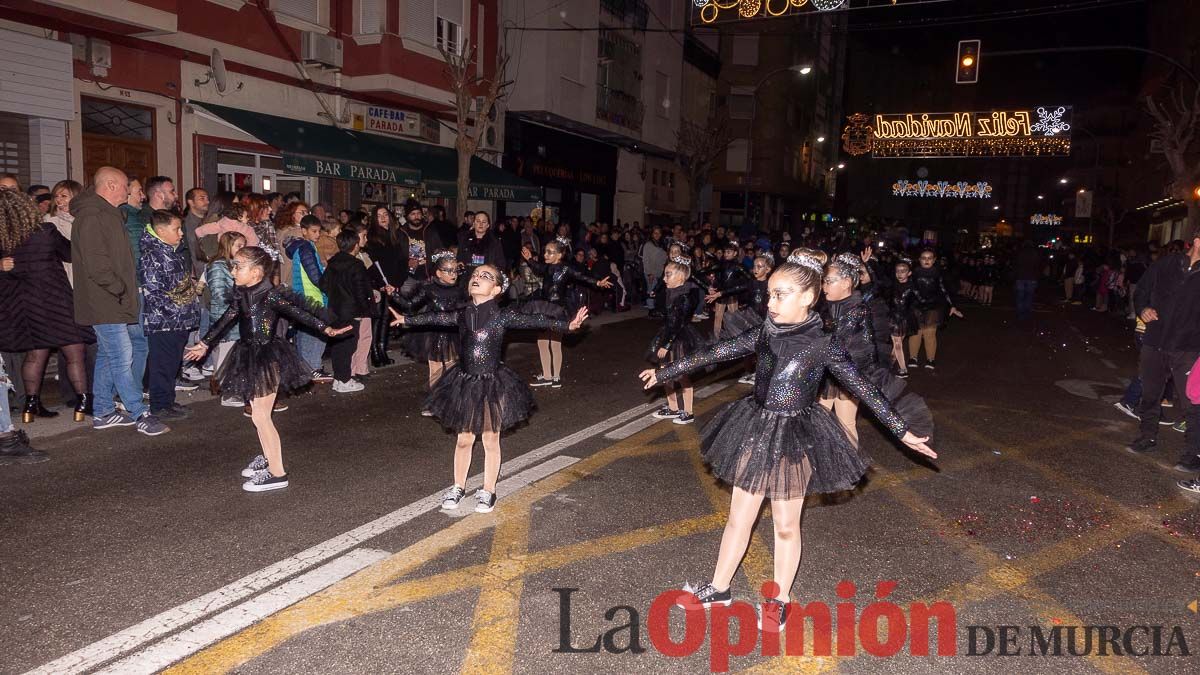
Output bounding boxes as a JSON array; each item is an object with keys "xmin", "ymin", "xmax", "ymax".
[{"xmin": 23, "ymin": 344, "xmax": 88, "ymax": 398}]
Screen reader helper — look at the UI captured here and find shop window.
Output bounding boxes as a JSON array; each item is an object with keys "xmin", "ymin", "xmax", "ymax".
[{"xmin": 217, "ymin": 150, "xmax": 256, "ymax": 167}]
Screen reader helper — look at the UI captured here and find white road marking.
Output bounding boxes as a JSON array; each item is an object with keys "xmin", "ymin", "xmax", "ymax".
[
  {"xmin": 25, "ymin": 380, "xmax": 731, "ymax": 675},
  {"xmin": 1100, "ymin": 359, "xmax": 1118, "ymax": 370},
  {"xmin": 94, "ymin": 548, "xmax": 392, "ymax": 675}
]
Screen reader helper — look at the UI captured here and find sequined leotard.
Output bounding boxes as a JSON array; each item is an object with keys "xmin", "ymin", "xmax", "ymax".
[
  {"xmin": 523, "ymin": 260, "xmax": 608, "ymax": 319},
  {"xmin": 393, "ymin": 279, "xmax": 465, "ymax": 362},
  {"xmin": 202, "ymin": 280, "xmax": 328, "ymax": 400},
  {"xmin": 647, "ymin": 284, "xmax": 706, "ymax": 363},
  {"xmin": 655, "ymin": 314, "xmax": 924, "ymax": 497},
  {"xmin": 405, "ymin": 299, "xmax": 571, "ymax": 433}
]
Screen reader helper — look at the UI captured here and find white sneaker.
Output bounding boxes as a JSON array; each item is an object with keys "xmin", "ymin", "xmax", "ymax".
[
  {"xmin": 332, "ymin": 378, "xmax": 365, "ymax": 393},
  {"xmin": 181, "ymin": 366, "xmax": 206, "ymax": 382},
  {"xmin": 221, "ymin": 396, "xmax": 244, "ymax": 407}
]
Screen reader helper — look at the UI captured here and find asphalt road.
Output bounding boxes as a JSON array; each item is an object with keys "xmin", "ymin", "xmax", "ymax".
[{"xmin": 3, "ymin": 292, "xmax": 1200, "ymax": 675}]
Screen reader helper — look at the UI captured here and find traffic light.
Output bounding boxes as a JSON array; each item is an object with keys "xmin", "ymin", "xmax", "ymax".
[{"xmin": 956, "ymin": 39, "xmax": 981, "ymax": 84}]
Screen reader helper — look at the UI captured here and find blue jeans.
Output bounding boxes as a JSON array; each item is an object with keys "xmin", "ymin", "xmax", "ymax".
[
  {"xmin": 94, "ymin": 323, "xmax": 148, "ymax": 419},
  {"xmin": 0, "ymin": 378, "xmax": 12, "ymax": 432},
  {"xmin": 129, "ymin": 298, "xmax": 149, "ymax": 389},
  {"xmin": 1014, "ymin": 280, "xmax": 1037, "ymax": 319},
  {"xmin": 295, "ymin": 328, "xmax": 326, "ymax": 372}
]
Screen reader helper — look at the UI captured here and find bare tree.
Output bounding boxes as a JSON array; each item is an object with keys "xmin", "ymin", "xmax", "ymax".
[
  {"xmin": 1146, "ymin": 84, "xmax": 1200, "ymax": 231},
  {"xmin": 675, "ymin": 111, "xmax": 731, "ymax": 225},
  {"xmin": 440, "ymin": 39, "xmax": 511, "ymax": 222}
]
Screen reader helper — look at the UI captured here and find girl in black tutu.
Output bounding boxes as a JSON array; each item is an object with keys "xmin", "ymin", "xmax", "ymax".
[
  {"xmin": 819, "ymin": 253, "xmax": 932, "ymax": 446},
  {"xmin": 907, "ymin": 248, "xmax": 963, "ymax": 371},
  {"xmin": 887, "ymin": 258, "xmax": 918, "ymax": 377},
  {"xmin": 390, "ymin": 264, "xmax": 588, "ymax": 513},
  {"xmin": 707, "ymin": 252, "xmax": 774, "ymax": 385},
  {"xmin": 638, "ymin": 256, "xmax": 937, "ymax": 625},
  {"xmin": 185, "ymin": 247, "xmax": 350, "ymax": 492},
  {"xmin": 393, "ymin": 250, "xmax": 465, "ymax": 400},
  {"xmin": 648, "ymin": 257, "xmax": 706, "ymax": 425},
  {"xmin": 519, "ymin": 240, "xmax": 612, "ymax": 387}
]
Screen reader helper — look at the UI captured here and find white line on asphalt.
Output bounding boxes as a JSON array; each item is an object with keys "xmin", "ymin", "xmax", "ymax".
[
  {"xmin": 94, "ymin": 548, "xmax": 392, "ymax": 675},
  {"xmin": 1101, "ymin": 359, "xmax": 1118, "ymax": 370},
  {"xmin": 605, "ymin": 382, "xmax": 732, "ymax": 439},
  {"xmin": 25, "ymin": 383, "xmax": 731, "ymax": 675}
]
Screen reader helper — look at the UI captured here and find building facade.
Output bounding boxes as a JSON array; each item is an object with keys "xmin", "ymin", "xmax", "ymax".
[
  {"xmin": 500, "ymin": 0, "xmax": 685, "ymax": 228},
  {"xmin": 0, "ymin": 0, "xmax": 534, "ymax": 216}
]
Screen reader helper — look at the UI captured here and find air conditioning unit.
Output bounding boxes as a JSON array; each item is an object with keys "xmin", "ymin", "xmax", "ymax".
[{"xmin": 301, "ymin": 31, "xmax": 343, "ymax": 69}]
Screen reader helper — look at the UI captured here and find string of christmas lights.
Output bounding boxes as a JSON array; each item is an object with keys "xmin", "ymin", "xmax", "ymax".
[
  {"xmin": 870, "ymin": 137, "xmax": 1072, "ymax": 158},
  {"xmin": 892, "ymin": 180, "xmax": 993, "ymax": 198}
]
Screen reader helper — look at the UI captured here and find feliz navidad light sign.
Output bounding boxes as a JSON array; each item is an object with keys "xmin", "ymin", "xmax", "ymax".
[{"xmin": 843, "ymin": 106, "xmax": 1072, "ymax": 158}]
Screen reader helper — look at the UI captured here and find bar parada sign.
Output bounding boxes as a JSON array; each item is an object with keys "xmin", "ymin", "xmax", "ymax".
[{"xmin": 281, "ymin": 153, "xmax": 421, "ymax": 187}]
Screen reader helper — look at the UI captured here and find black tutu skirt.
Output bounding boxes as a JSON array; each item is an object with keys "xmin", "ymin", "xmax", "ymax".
[
  {"xmin": 424, "ymin": 364, "xmax": 535, "ymax": 434},
  {"xmin": 719, "ymin": 306, "xmax": 766, "ymax": 341},
  {"xmin": 646, "ymin": 324, "xmax": 709, "ymax": 364},
  {"xmin": 213, "ymin": 338, "xmax": 312, "ymax": 401},
  {"xmin": 519, "ymin": 298, "xmax": 570, "ymax": 322},
  {"xmin": 401, "ymin": 329, "xmax": 459, "ymax": 363},
  {"xmin": 701, "ymin": 398, "xmax": 870, "ymax": 498}
]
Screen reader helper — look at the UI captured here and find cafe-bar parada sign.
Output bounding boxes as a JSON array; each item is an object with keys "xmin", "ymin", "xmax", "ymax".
[{"xmin": 354, "ymin": 105, "xmax": 440, "ymax": 144}]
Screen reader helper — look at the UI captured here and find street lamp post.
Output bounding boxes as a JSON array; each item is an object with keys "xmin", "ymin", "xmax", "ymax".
[{"xmin": 743, "ymin": 64, "xmax": 811, "ymax": 231}]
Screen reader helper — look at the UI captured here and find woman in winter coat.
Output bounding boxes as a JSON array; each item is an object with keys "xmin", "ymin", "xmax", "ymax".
[{"xmin": 0, "ymin": 189, "xmax": 95, "ymax": 423}]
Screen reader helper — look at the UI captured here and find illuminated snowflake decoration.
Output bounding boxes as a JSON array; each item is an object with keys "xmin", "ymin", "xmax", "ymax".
[
  {"xmin": 811, "ymin": 0, "xmax": 846, "ymax": 9},
  {"xmin": 1031, "ymin": 106, "xmax": 1071, "ymax": 136}
]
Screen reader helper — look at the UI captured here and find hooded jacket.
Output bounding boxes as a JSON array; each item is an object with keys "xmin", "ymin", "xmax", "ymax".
[
  {"xmin": 71, "ymin": 189, "xmax": 139, "ymax": 325},
  {"xmin": 139, "ymin": 226, "xmax": 201, "ymax": 334}
]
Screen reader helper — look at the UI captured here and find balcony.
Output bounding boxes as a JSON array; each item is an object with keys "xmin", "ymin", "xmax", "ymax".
[{"xmin": 596, "ymin": 85, "xmax": 644, "ymax": 132}]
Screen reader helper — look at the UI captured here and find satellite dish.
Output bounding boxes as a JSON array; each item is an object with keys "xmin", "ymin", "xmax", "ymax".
[{"xmin": 211, "ymin": 49, "xmax": 228, "ymax": 93}]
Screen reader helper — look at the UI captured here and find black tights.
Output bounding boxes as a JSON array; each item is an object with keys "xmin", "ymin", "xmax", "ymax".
[{"xmin": 22, "ymin": 345, "xmax": 88, "ymax": 397}]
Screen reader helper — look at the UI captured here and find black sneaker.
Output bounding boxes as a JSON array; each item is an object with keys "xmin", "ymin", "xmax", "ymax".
[
  {"xmin": 311, "ymin": 370, "xmax": 334, "ymax": 384},
  {"xmin": 1127, "ymin": 438, "xmax": 1158, "ymax": 455},
  {"xmin": 441, "ymin": 485, "xmax": 466, "ymax": 510},
  {"xmin": 530, "ymin": 376, "xmax": 555, "ymax": 388},
  {"xmin": 242, "ymin": 469, "xmax": 288, "ymax": 492},
  {"xmin": 550, "ymin": 378, "xmax": 563, "ymax": 389},
  {"xmin": 758, "ymin": 599, "xmax": 790, "ymax": 630},
  {"xmin": 1174, "ymin": 456, "xmax": 1200, "ymax": 473},
  {"xmin": 1178, "ymin": 478, "xmax": 1200, "ymax": 494},
  {"xmin": 673, "ymin": 412, "xmax": 695, "ymax": 425},
  {"xmin": 475, "ymin": 489, "xmax": 497, "ymax": 513},
  {"xmin": 924, "ymin": 360, "xmax": 936, "ymax": 370},
  {"xmin": 93, "ymin": 412, "xmax": 135, "ymax": 430},
  {"xmin": 906, "ymin": 359, "xmax": 919, "ymax": 370},
  {"xmin": 681, "ymin": 582, "xmax": 732, "ymax": 608},
  {"xmin": 152, "ymin": 404, "xmax": 192, "ymax": 420},
  {"xmin": 652, "ymin": 406, "xmax": 680, "ymax": 419},
  {"xmin": 174, "ymin": 379, "xmax": 199, "ymax": 392},
  {"xmin": 241, "ymin": 454, "xmax": 269, "ymax": 478},
  {"xmin": 0, "ymin": 430, "xmax": 49, "ymax": 465},
  {"xmin": 135, "ymin": 414, "xmax": 170, "ymax": 436}
]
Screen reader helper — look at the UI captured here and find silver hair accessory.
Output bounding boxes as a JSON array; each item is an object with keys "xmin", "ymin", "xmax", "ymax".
[
  {"xmin": 756, "ymin": 252, "xmax": 775, "ymax": 266},
  {"xmin": 496, "ymin": 269, "xmax": 510, "ymax": 293},
  {"xmin": 831, "ymin": 252, "xmax": 864, "ymax": 277},
  {"xmin": 669, "ymin": 255, "xmax": 692, "ymax": 267},
  {"xmin": 555, "ymin": 236, "xmax": 571, "ymax": 248},
  {"xmin": 430, "ymin": 250, "xmax": 456, "ymax": 265},
  {"xmin": 786, "ymin": 252, "xmax": 824, "ymax": 275}
]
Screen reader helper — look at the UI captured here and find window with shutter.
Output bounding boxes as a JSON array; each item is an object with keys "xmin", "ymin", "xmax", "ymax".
[
  {"xmin": 274, "ymin": 0, "xmax": 320, "ymax": 24},
  {"xmin": 404, "ymin": 0, "xmax": 436, "ymax": 44},
  {"xmin": 435, "ymin": 0, "xmax": 464, "ymax": 54},
  {"xmin": 359, "ymin": 0, "xmax": 383, "ymax": 34}
]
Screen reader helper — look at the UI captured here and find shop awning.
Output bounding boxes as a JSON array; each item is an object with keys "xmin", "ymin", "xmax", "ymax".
[
  {"xmin": 193, "ymin": 101, "xmax": 422, "ymax": 186},
  {"xmin": 192, "ymin": 101, "xmax": 540, "ymax": 200}
]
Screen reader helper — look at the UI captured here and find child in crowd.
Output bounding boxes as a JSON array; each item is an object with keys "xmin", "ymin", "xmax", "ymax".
[
  {"xmin": 206, "ymin": 231, "xmax": 246, "ymax": 406},
  {"xmin": 390, "ymin": 264, "xmax": 589, "ymax": 513},
  {"xmin": 647, "ymin": 256, "xmax": 706, "ymax": 425},
  {"xmin": 185, "ymin": 246, "xmax": 350, "ymax": 492},
  {"xmin": 140, "ymin": 209, "xmax": 202, "ymax": 421},
  {"xmin": 319, "ymin": 229, "xmax": 374, "ymax": 393},
  {"xmin": 284, "ymin": 215, "xmax": 331, "ymax": 380}
]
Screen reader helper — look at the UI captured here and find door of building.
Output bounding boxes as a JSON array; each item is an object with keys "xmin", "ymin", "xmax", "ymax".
[{"xmin": 81, "ymin": 97, "xmax": 156, "ymax": 182}]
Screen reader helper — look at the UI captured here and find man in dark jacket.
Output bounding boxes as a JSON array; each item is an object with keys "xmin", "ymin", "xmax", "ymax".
[
  {"xmin": 1130, "ymin": 227, "xmax": 1200, "ymax": 473},
  {"xmin": 425, "ymin": 205, "xmax": 457, "ymax": 261},
  {"xmin": 319, "ymin": 230, "xmax": 373, "ymax": 392},
  {"xmin": 71, "ymin": 166, "xmax": 168, "ymax": 436}
]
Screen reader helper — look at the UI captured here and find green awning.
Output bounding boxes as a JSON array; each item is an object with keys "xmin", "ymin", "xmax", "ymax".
[
  {"xmin": 194, "ymin": 101, "xmax": 422, "ymax": 187},
  {"xmin": 193, "ymin": 101, "xmax": 539, "ymax": 200}
]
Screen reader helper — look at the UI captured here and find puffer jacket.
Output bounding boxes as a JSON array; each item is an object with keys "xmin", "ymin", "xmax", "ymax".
[
  {"xmin": 139, "ymin": 226, "xmax": 200, "ymax": 334},
  {"xmin": 205, "ymin": 259, "xmax": 239, "ymax": 341}
]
